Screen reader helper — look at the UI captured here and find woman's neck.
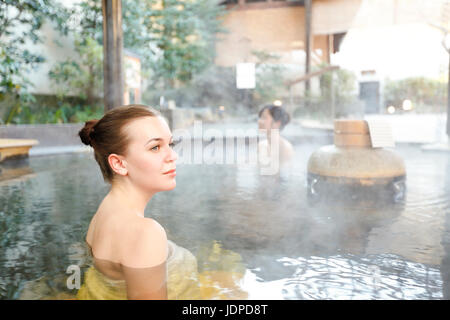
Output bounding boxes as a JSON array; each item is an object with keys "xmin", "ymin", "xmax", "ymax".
[
  {"xmin": 107, "ymin": 181, "xmax": 155, "ymax": 218},
  {"xmin": 266, "ymin": 128, "xmax": 281, "ymax": 144}
]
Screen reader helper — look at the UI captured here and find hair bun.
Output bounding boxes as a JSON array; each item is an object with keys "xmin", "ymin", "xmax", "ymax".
[
  {"xmin": 79, "ymin": 119, "xmax": 99, "ymax": 146},
  {"xmin": 283, "ymin": 111, "xmax": 291, "ymax": 127}
]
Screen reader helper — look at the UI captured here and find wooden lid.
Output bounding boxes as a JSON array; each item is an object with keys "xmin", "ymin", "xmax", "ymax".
[
  {"xmin": 334, "ymin": 120, "xmax": 369, "ymax": 134},
  {"xmin": 334, "ymin": 133, "xmax": 372, "ymax": 147}
]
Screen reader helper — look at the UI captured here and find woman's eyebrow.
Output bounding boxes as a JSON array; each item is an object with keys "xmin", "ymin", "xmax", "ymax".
[
  {"xmin": 145, "ymin": 136, "xmax": 173, "ymax": 146},
  {"xmin": 145, "ymin": 138, "xmax": 163, "ymax": 146}
]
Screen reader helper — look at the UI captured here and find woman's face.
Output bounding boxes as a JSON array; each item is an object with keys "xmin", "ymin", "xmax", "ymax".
[
  {"xmin": 258, "ymin": 109, "xmax": 280, "ymax": 130},
  {"xmin": 121, "ymin": 116, "xmax": 178, "ymax": 193}
]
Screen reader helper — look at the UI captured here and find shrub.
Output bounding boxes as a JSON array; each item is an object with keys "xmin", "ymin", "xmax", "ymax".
[{"xmin": 383, "ymin": 77, "xmax": 446, "ymax": 113}]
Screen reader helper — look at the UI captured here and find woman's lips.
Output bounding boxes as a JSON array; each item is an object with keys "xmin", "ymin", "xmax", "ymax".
[{"xmin": 163, "ymin": 169, "xmax": 176, "ymax": 176}]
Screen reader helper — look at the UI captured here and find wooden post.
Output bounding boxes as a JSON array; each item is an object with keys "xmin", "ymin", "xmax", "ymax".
[
  {"xmin": 331, "ymin": 71, "xmax": 336, "ymax": 120},
  {"xmin": 304, "ymin": 0, "xmax": 312, "ymax": 94},
  {"xmin": 328, "ymin": 34, "xmax": 335, "ymax": 120},
  {"xmin": 327, "ymin": 34, "xmax": 333, "ymax": 64},
  {"xmin": 102, "ymin": 0, "xmax": 124, "ymax": 112}
]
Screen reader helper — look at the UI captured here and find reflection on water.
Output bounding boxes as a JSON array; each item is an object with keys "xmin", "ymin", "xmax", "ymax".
[
  {"xmin": 0, "ymin": 159, "xmax": 35, "ymax": 184},
  {"xmin": 0, "ymin": 144, "xmax": 449, "ymax": 299},
  {"xmin": 242, "ymin": 254, "xmax": 442, "ymax": 300}
]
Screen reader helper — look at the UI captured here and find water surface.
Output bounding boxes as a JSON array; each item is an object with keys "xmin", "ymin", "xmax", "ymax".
[{"xmin": 0, "ymin": 143, "xmax": 449, "ymax": 299}]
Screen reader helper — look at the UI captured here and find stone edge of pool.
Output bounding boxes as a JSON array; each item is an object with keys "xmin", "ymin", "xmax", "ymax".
[{"xmin": 1, "ymin": 118, "xmax": 449, "ymax": 159}]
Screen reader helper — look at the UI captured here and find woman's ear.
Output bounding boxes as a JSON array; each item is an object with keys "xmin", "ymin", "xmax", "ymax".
[{"xmin": 108, "ymin": 153, "xmax": 128, "ymax": 176}]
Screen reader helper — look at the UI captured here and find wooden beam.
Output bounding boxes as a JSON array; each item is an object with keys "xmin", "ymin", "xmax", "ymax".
[
  {"xmin": 286, "ymin": 65, "xmax": 339, "ymax": 87},
  {"xmin": 227, "ymin": 1, "xmax": 304, "ymax": 11},
  {"xmin": 102, "ymin": 0, "xmax": 124, "ymax": 112}
]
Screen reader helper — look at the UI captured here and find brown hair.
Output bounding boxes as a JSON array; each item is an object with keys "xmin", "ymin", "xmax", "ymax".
[
  {"xmin": 258, "ymin": 105, "xmax": 291, "ymax": 130},
  {"xmin": 78, "ymin": 104, "xmax": 160, "ymax": 183}
]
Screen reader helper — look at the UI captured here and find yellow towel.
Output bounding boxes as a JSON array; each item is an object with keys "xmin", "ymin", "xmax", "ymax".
[{"xmin": 76, "ymin": 240, "xmax": 248, "ymax": 300}]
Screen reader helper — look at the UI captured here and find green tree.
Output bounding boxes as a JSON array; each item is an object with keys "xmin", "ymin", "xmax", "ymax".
[
  {"xmin": 49, "ymin": 0, "xmax": 226, "ymax": 111},
  {"xmin": 0, "ymin": 0, "xmax": 69, "ymax": 123},
  {"xmin": 75, "ymin": 0, "xmax": 103, "ymax": 44},
  {"xmin": 47, "ymin": 1, "xmax": 104, "ymax": 123},
  {"xmin": 384, "ymin": 77, "xmax": 446, "ymax": 112},
  {"xmin": 48, "ymin": 36, "xmax": 103, "ymax": 107},
  {"xmin": 123, "ymin": 0, "xmax": 226, "ymax": 90},
  {"xmin": 48, "ymin": 0, "xmax": 104, "ymax": 106},
  {"xmin": 252, "ymin": 50, "xmax": 286, "ymax": 110}
]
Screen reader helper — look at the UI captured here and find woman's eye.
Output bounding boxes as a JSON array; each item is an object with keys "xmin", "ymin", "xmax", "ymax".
[
  {"xmin": 169, "ymin": 142, "xmax": 175, "ymax": 148},
  {"xmin": 151, "ymin": 145, "xmax": 160, "ymax": 151}
]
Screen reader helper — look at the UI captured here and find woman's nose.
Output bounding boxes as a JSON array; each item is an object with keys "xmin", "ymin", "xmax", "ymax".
[{"xmin": 168, "ymin": 146, "xmax": 178, "ymax": 162}]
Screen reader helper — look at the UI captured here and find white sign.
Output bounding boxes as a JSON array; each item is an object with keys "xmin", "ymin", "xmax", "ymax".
[
  {"xmin": 236, "ymin": 63, "xmax": 255, "ymax": 89},
  {"xmin": 366, "ymin": 119, "xmax": 395, "ymax": 148}
]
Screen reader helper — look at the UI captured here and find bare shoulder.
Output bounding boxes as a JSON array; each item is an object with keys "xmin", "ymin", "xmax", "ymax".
[
  {"xmin": 282, "ymin": 138, "xmax": 294, "ymax": 152},
  {"xmin": 85, "ymin": 213, "xmax": 98, "ymax": 245},
  {"xmin": 120, "ymin": 217, "xmax": 168, "ymax": 268},
  {"xmin": 280, "ymin": 138, "xmax": 294, "ymax": 161},
  {"xmin": 138, "ymin": 218, "xmax": 167, "ymax": 243},
  {"xmin": 258, "ymin": 139, "xmax": 268, "ymax": 148},
  {"xmin": 258, "ymin": 139, "xmax": 268, "ymax": 154}
]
